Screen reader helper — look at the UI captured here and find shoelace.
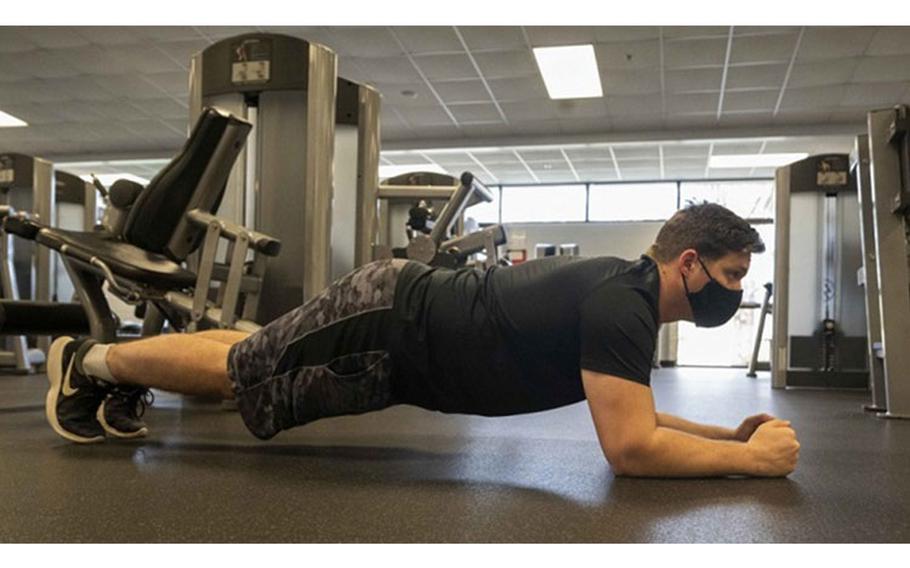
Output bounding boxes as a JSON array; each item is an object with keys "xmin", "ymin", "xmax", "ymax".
[{"xmin": 110, "ymin": 387, "xmax": 156, "ymax": 419}]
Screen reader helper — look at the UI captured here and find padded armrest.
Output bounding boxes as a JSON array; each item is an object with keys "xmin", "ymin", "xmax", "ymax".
[{"xmin": 3, "ymin": 214, "xmax": 41, "ymax": 240}]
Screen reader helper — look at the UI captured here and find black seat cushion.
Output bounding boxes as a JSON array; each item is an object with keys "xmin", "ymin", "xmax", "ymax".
[{"xmin": 35, "ymin": 227, "xmax": 197, "ymax": 290}]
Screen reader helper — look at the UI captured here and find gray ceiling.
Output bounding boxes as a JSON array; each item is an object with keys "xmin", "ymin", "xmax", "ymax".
[{"xmin": 1, "ymin": 25, "xmax": 906, "ymax": 182}]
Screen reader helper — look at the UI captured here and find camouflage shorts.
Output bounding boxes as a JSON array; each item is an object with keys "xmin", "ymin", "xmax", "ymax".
[{"xmin": 227, "ymin": 259, "xmax": 408, "ymax": 440}]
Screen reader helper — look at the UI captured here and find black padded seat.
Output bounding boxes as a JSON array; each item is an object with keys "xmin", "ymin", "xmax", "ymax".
[{"xmin": 34, "ymin": 225, "xmax": 197, "ymax": 290}]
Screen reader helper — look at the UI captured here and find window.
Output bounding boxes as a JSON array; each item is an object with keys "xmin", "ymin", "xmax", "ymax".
[
  {"xmin": 588, "ymin": 182, "xmax": 678, "ymax": 221},
  {"xmin": 501, "ymin": 185, "xmax": 586, "ymax": 223},
  {"xmin": 680, "ymin": 180, "xmax": 774, "ymax": 219},
  {"xmin": 464, "ymin": 186, "xmax": 500, "ymax": 225}
]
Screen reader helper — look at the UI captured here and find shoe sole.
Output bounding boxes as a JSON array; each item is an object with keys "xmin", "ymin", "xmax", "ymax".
[
  {"xmin": 46, "ymin": 337, "xmax": 105, "ymax": 444},
  {"xmin": 97, "ymin": 399, "xmax": 148, "ymax": 439}
]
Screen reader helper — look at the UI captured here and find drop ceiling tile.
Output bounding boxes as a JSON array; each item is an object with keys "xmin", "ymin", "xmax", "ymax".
[
  {"xmin": 664, "ymin": 27, "xmax": 729, "ymax": 40},
  {"xmin": 666, "ymin": 68, "xmax": 723, "ymax": 93},
  {"xmin": 777, "ymin": 85, "xmax": 847, "ymax": 110},
  {"xmin": 11, "ymin": 50, "xmax": 80, "ymax": 79},
  {"xmin": 602, "ymin": 69, "xmax": 661, "ymax": 96},
  {"xmin": 840, "ymin": 82, "xmax": 908, "ymax": 107},
  {"xmin": 16, "ymin": 27, "xmax": 91, "ymax": 49},
  {"xmin": 457, "ymin": 27, "xmax": 528, "ymax": 51},
  {"xmin": 331, "ymin": 28, "xmax": 403, "ymax": 58},
  {"xmin": 374, "ymin": 83, "xmax": 438, "ymax": 107},
  {"xmin": 867, "ymin": 28, "xmax": 910, "ymax": 56},
  {"xmin": 350, "ymin": 57, "xmax": 422, "ymax": 83},
  {"xmin": 663, "ymin": 143, "xmax": 711, "ymax": 158},
  {"xmin": 594, "ymin": 27, "xmax": 661, "ymax": 42},
  {"xmin": 391, "ymin": 27, "xmax": 463, "ymax": 54},
  {"xmin": 558, "ymin": 117, "xmax": 611, "ymax": 133},
  {"xmin": 473, "ymin": 50, "xmax": 536, "ymax": 79},
  {"xmin": 449, "ymin": 103, "xmax": 503, "ymax": 123},
  {"xmin": 487, "ymin": 77, "xmax": 548, "ymax": 102},
  {"xmin": 412, "ymin": 53, "xmax": 477, "ymax": 81},
  {"xmin": 38, "ymin": 77, "xmax": 113, "ymax": 101},
  {"xmin": 666, "ymin": 93, "xmax": 718, "ymax": 114},
  {"xmin": 57, "ymin": 45, "xmax": 134, "ymax": 75},
  {"xmin": 605, "ymin": 94, "xmax": 663, "ymax": 115},
  {"xmin": 524, "ymin": 27, "xmax": 598, "ymax": 47},
  {"xmin": 401, "ymin": 106, "xmax": 456, "ymax": 126},
  {"xmin": 92, "ymin": 75, "xmax": 168, "ymax": 100},
  {"xmin": 613, "ymin": 145, "xmax": 659, "ymax": 159},
  {"xmin": 723, "ymin": 90, "xmax": 779, "ymax": 112},
  {"xmin": 797, "ymin": 27, "xmax": 878, "ymax": 61},
  {"xmin": 726, "ymin": 64, "xmax": 788, "ymax": 90},
  {"xmin": 664, "ymin": 38, "xmax": 728, "ymax": 68},
  {"xmin": 137, "ymin": 98, "xmax": 190, "ymax": 120},
  {"xmin": 554, "ymin": 99, "xmax": 608, "ymax": 119},
  {"xmin": 193, "ymin": 27, "xmax": 262, "ymax": 41},
  {"xmin": 106, "ymin": 45, "xmax": 188, "ymax": 75},
  {"xmin": 0, "ymin": 31, "xmax": 38, "ymax": 54},
  {"xmin": 433, "ymin": 80, "xmax": 492, "ymax": 104},
  {"xmin": 140, "ymin": 27, "xmax": 211, "ymax": 42},
  {"xmin": 76, "ymin": 27, "xmax": 146, "ymax": 46},
  {"xmin": 154, "ymin": 40, "xmax": 211, "ymax": 69},
  {"xmin": 787, "ymin": 59, "xmax": 860, "ymax": 88},
  {"xmin": 519, "ymin": 149, "xmax": 565, "ymax": 162},
  {"xmin": 852, "ymin": 55, "xmax": 910, "ymax": 82},
  {"xmin": 828, "ymin": 109, "xmax": 870, "ymax": 123},
  {"xmin": 595, "ymin": 40, "xmax": 660, "ymax": 69},
  {"xmin": 0, "ymin": 80, "xmax": 70, "ymax": 104},
  {"xmin": 712, "ymin": 141, "xmax": 765, "ymax": 154},
  {"xmin": 735, "ymin": 27, "xmax": 801, "ymax": 36},
  {"xmin": 718, "ymin": 111, "xmax": 775, "ymax": 126},
  {"xmin": 730, "ymin": 34, "xmax": 799, "ymax": 64},
  {"xmin": 500, "ymin": 101, "xmax": 559, "ymax": 121},
  {"xmin": 143, "ymin": 71, "xmax": 191, "ymax": 96}
]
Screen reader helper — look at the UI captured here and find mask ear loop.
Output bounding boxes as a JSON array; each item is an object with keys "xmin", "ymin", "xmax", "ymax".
[{"xmin": 697, "ymin": 257, "xmax": 716, "ymax": 282}]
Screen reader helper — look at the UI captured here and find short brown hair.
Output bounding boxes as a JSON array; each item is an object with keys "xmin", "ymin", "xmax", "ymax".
[{"xmin": 647, "ymin": 202, "xmax": 765, "ymax": 263}]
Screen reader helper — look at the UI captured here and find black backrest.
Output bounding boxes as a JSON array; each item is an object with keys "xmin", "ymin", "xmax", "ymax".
[{"xmin": 122, "ymin": 107, "xmax": 252, "ymax": 261}]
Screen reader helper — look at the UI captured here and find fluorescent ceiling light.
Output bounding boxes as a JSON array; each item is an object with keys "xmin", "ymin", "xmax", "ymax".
[
  {"xmin": 0, "ymin": 109, "xmax": 27, "ymax": 128},
  {"xmin": 532, "ymin": 45, "xmax": 603, "ymax": 100},
  {"xmin": 379, "ymin": 164, "xmax": 448, "ymax": 180},
  {"xmin": 709, "ymin": 153, "xmax": 808, "ymax": 169},
  {"xmin": 78, "ymin": 173, "xmax": 149, "ymax": 186}
]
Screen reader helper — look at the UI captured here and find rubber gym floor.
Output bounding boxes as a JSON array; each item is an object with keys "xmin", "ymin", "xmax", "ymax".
[{"xmin": 1, "ymin": 366, "xmax": 908, "ymax": 543}]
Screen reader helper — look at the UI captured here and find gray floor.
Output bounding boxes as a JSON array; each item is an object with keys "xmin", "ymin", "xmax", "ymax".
[{"xmin": 1, "ymin": 366, "xmax": 909, "ymax": 543}]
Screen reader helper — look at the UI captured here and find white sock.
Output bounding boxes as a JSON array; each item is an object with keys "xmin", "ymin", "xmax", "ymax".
[{"xmin": 81, "ymin": 343, "xmax": 117, "ymax": 383}]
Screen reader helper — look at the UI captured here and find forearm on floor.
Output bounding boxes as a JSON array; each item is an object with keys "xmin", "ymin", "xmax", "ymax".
[
  {"xmin": 656, "ymin": 412, "xmax": 735, "ymax": 440},
  {"xmin": 619, "ymin": 426, "xmax": 754, "ymax": 478}
]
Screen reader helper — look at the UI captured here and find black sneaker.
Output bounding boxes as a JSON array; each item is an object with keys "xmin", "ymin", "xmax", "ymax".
[
  {"xmin": 97, "ymin": 387, "xmax": 154, "ymax": 439},
  {"xmin": 45, "ymin": 337, "xmax": 112, "ymax": 444}
]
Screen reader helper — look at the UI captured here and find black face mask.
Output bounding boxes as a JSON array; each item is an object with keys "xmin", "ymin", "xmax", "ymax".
[{"xmin": 682, "ymin": 258, "xmax": 743, "ymax": 328}]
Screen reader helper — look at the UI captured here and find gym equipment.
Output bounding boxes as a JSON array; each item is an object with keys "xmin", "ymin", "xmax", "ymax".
[
  {"xmin": 3, "ymin": 108, "xmax": 281, "ymax": 343},
  {"xmin": 746, "ymin": 282, "xmax": 773, "ymax": 378},
  {"xmin": 375, "ymin": 171, "xmax": 507, "ymax": 269},
  {"xmin": 0, "ymin": 157, "xmax": 98, "ymax": 372},
  {"xmin": 852, "ymin": 135, "xmax": 887, "ymax": 413},
  {"xmin": 772, "ymin": 154, "xmax": 868, "ymax": 389},
  {"xmin": 189, "ymin": 33, "xmax": 342, "ymax": 322},
  {"xmin": 859, "ymin": 106, "xmax": 910, "ymax": 418}
]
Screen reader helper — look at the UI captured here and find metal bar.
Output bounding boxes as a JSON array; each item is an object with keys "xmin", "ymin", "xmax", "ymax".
[
  {"xmin": 355, "ymin": 84, "xmax": 381, "ymax": 268},
  {"xmin": 192, "ymin": 221, "xmax": 222, "ymax": 325},
  {"xmin": 748, "ymin": 283, "xmax": 773, "ymax": 378},
  {"xmin": 0, "ymin": 222, "xmax": 32, "ymax": 372},
  {"xmin": 219, "ymin": 234, "xmax": 249, "ymax": 328},
  {"xmin": 853, "ymin": 133, "xmax": 887, "ymax": 412},
  {"xmin": 772, "ymin": 165, "xmax": 791, "ymax": 389},
  {"xmin": 378, "ymin": 185, "xmax": 456, "ymax": 200},
  {"xmin": 62, "ymin": 257, "xmax": 117, "ymax": 343}
]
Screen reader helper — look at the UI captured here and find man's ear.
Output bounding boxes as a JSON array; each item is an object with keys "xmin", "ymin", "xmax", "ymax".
[{"xmin": 678, "ymin": 249, "xmax": 698, "ymax": 275}]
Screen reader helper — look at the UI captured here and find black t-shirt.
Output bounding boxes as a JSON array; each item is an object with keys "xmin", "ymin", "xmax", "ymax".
[{"xmin": 389, "ymin": 255, "xmax": 661, "ymax": 416}]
